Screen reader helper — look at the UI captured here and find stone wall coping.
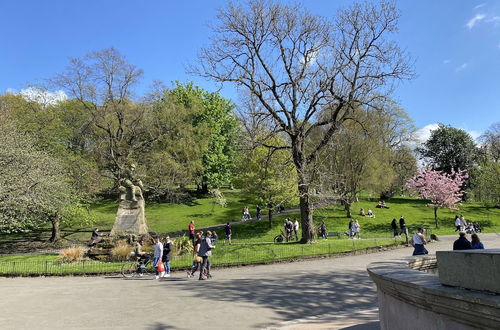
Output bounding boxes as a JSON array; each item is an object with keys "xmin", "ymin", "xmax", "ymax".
[
  {"xmin": 436, "ymin": 249, "xmax": 500, "ymax": 294},
  {"xmin": 367, "ymin": 255, "xmax": 500, "ymax": 330}
]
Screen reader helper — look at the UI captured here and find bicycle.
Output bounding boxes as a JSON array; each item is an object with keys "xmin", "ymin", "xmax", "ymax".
[
  {"xmin": 274, "ymin": 229, "xmax": 291, "ymax": 243},
  {"xmin": 121, "ymin": 254, "xmax": 154, "ymax": 278}
]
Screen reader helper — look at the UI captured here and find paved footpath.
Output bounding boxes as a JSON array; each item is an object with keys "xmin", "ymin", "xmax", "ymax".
[{"xmin": 1, "ymin": 234, "xmax": 498, "ymax": 330}]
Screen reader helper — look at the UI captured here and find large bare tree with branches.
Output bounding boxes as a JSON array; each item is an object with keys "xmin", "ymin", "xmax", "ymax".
[{"xmin": 195, "ymin": 0, "xmax": 413, "ymax": 242}]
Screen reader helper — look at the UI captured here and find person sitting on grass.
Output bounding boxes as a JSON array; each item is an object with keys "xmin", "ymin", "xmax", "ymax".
[
  {"xmin": 359, "ymin": 208, "xmax": 366, "ymax": 216},
  {"xmin": 367, "ymin": 208, "xmax": 375, "ymax": 218}
]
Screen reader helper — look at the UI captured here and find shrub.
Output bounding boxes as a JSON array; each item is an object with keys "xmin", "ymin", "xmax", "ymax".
[
  {"xmin": 110, "ymin": 242, "xmax": 133, "ymax": 261},
  {"xmin": 173, "ymin": 235, "xmax": 192, "ymax": 256},
  {"xmin": 59, "ymin": 246, "xmax": 85, "ymax": 262}
]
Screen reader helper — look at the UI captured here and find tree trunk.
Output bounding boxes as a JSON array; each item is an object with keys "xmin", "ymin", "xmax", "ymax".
[
  {"xmin": 434, "ymin": 207, "xmax": 439, "ymax": 228},
  {"xmin": 268, "ymin": 207, "xmax": 273, "ymax": 229},
  {"xmin": 298, "ymin": 174, "xmax": 314, "ymax": 243},
  {"xmin": 345, "ymin": 202, "xmax": 352, "ymax": 218},
  {"xmin": 50, "ymin": 215, "xmax": 61, "ymax": 243}
]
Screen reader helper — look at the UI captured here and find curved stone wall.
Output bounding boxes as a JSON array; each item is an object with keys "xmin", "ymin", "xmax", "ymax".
[{"xmin": 367, "ymin": 256, "xmax": 500, "ymax": 330}]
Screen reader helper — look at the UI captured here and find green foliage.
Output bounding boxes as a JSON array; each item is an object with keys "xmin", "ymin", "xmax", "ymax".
[
  {"xmin": 418, "ymin": 123, "xmax": 477, "ymax": 174},
  {"xmin": 0, "ymin": 123, "xmax": 92, "ymax": 234},
  {"xmin": 472, "ymin": 158, "xmax": 500, "ymax": 206},
  {"xmin": 234, "ymin": 135, "xmax": 298, "ymax": 210},
  {"xmin": 170, "ymin": 82, "xmax": 238, "ymax": 190}
]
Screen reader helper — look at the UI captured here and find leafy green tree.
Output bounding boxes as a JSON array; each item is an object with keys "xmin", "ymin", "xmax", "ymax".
[
  {"xmin": 235, "ymin": 135, "xmax": 298, "ymax": 228},
  {"xmin": 417, "ymin": 124, "xmax": 477, "ymax": 174},
  {"xmin": 472, "ymin": 159, "xmax": 500, "ymax": 207},
  {"xmin": 170, "ymin": 82, "xmax": 238, "ymax": 192},
  {"xmin": 0, "ymin": 123, "xmax": 92, "ymax": 241},
  {"xmin": 314, "ymin": 105, "xmax": 415, "ymax": 217}
]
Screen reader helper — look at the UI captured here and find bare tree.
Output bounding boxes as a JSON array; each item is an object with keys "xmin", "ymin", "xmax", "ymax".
[
  {"xmin": 195, "ymin": 0, "xmax": 413, "ymax": 242},
  {"xmin": 52, "ymin": 48, "xmax": 170, "ymax": 185}
]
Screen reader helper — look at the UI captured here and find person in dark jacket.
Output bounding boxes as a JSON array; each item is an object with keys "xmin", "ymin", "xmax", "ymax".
[
  {"xmin": 391, "ymin": 218, "xmax": 398, "ymax": 237},
  {"xmin": 453, "ymin": 232, "xmax": 472, "ymax": 250},
  {"xmin": 162, "ymin": 236, "xmax": 173, "ymax": 277},
  {"xmin": 198, "ymin": 231, "xmax": 215, "ymax": 280}
]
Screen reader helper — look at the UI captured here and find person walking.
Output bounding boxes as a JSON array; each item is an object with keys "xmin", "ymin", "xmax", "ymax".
[
  {"xmin": 352, "ymin": 220, "xmax": 361, "ymax": 239},
  {"xmin": 454, "ymin": 215, "xmax": 461, "ymax": 232},
  {"xmin": 319, "ymin": 221, "xmax": 327, "ymax": 240},
  {"xmin": 459, "ymin": 215, "xmax": 467, "ymax": 232},
  {"xmin": 188, "ymin": 220, "xmax": 195, "ymax": 244},
  {"xmin": 391, "ymin": 218, "xmax": 398, "ymax": 238},
  {"xmin": 187, "ymin": 232, "xmax": 203, "ymax": 278},
  {"xmin": 453, "ymin": 232, "xmax": 472, "ymax": 250},
  {"xmin": 256, "ymin": 205, "xmax": 261, "ymax": 220},
  {"xmin": 293, "ymin": 218, "xmax": 299, "ymax": 241},
  {"xmin": 348, "ymin": 219, "xmax": 354, "ymax": 238},
  {"xmin": 153, "ymin": 236, "xmax": 163, "ymax": 279},
  {"xmin": 399, "ymin": 216, "xmax": 408, "ymax": 244},
  {"xmin": 198, "ymin": 231, "xmax": 215, "ymax": 280},
  {"xmin": 224, "ymin": 222, "xmax": 232, "ymax": 244},
  {"xmin": 162, "ymin": 236, "xmax": 173, "ymax": 277},
  {"xmin": 471, "ymin": 233, "xmax": 484, "ymax": 249},
  {"xmin": 411, "ymin": 227, "xmax": 428, "ymax": 255}
]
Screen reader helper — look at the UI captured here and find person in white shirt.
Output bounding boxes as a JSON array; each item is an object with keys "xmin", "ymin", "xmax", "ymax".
[
  {"xmin": 293, "ymin": 219, "xmax": 299, "ymax": 241},
  {"xmin": 411, "ymin": 227, "xmax": 428, "ymax": 255},
  {"xmin": 153, "ymin": 237, "xmax": 163, "ymax": 279}
]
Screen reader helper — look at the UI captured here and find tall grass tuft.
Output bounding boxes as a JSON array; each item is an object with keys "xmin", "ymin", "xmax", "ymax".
[
  {"xmin": 111, "ymin": 242, "xmax": 133, "ymax": 261},
  {"xmin": 59, "ymin": 246, "xmax": 85, "ymax": 262}
]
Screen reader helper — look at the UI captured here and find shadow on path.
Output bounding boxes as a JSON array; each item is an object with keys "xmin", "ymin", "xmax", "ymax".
[{"xmin": 163, "ymin": 269, "xmax": 377, "ymax": 327}]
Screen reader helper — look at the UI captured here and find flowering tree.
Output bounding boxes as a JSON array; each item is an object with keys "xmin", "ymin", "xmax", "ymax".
[{"xmin": 406, "ymin": 168, "xmax": 468, "ymax": 228}]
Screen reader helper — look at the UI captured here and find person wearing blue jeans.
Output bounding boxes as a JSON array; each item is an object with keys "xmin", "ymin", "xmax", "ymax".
[
  {"xmin": 153, "ymin": 236, "xmax": 163, "ymax": 279},
  {"xmin": 162, "ymin": 236, "xmax": 173, "ymax": 277}
]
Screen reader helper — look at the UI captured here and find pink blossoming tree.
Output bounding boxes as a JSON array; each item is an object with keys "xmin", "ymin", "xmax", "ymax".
[{"xmin": 406, "ymin": 168, "xmax": 468, "ymax": 228}]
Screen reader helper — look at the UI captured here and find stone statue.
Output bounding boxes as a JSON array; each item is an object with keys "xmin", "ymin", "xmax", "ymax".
[
  {"xmin": 118, "ymin": 164, "xmax": 144, "ymax": 205},
  {"xmin": 111, "ymin": 163, "xmax": 148, "ymax": 236}
]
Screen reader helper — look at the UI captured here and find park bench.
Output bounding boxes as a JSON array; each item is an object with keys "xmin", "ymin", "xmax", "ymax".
[{"xmin": 327, "ymin": 232, "xmax": 342, "ymax": 239}]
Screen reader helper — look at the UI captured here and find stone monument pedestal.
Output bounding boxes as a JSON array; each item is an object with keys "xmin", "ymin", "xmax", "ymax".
[{"xmin": 111, "ymin": 199, "xmax": 148, "ymax": 236}]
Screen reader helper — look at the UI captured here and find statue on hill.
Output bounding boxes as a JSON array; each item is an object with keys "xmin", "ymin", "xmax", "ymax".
[{"xmin": 111, "ymin": 163, "xmax": 148, "ymax": 236}]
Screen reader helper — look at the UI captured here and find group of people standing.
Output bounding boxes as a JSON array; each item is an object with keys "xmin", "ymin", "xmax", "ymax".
[
  {"xmin": 284, "ymin": 218, "xmax": 299, "ymax": 241},
  {"xmin": 454, "ymin": 215, "xmax": 481, "ymax": 234}
]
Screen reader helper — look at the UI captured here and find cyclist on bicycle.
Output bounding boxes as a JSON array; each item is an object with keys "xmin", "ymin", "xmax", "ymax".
[{"xmin": 134, "ymin": 238, "xmax": 150, "ymax": 274}]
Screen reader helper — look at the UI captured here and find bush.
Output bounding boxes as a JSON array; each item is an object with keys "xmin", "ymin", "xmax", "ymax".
[
  {"xmin": 173, "ymin": 235, "xmax": 192, "ymax": 256},
  {"xmin": 59, "ymin": 246, "xmax": 85, "ymax": 262},
  {"xmin": 110, "ymin": 242, "xmax": 133, "ymax": 261}
]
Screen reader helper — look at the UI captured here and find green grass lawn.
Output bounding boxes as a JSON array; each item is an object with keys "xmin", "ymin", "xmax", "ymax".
[{"xmin": 16, "ymin": 190, "xmax": 499, "ymax": 244}]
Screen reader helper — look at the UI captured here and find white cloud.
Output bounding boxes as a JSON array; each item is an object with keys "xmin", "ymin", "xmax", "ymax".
[
  {"xmin": 455, "ymin": 63, "xmax": 468, "ymax": 72},
  {"xmin": 474, "ymin": 3, "xmax": 486, "ymax": 10},
  {"xmin": 466, "ymin": 13, "xmax": 486, "ymax": 29},
  {"xmin": 468, "ymin": 130, "xmax": 482, "ymax": 141},
  {"xmin": 414, "ymin": 123, "xmax": 440, "ymax": 143},
  {"xmin": 415, "ymin": 123, "xmax": 482, "ymax": 144},
  {"xmin": 19, "ymin": 87, "xmax": 68, "ymax": 106}
]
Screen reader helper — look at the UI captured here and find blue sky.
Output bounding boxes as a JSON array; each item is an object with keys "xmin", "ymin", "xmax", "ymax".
[{"xmin": 1, "ymin": 0, "xmax": 499, "ymax": 140}]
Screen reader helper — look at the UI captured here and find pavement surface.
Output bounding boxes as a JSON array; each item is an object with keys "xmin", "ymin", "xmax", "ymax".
[{"xmin": 1, "ymin": 233, "xmax": 499, "ymax": 330}]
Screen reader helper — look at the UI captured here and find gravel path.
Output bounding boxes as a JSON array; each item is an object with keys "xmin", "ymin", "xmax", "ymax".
[{"xmin": 1, "ymin": 233, "xmax": 498, "ymax": 330}]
